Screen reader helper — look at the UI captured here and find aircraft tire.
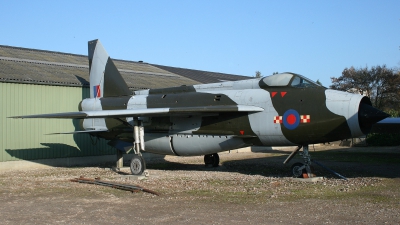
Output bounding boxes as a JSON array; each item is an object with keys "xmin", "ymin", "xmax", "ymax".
[
  {"xmin": 291, "ymin": 162, "xmax": 305, "ymax": 178},
  {"xmin": 204, "ymin": 153, "xmax": 219, "ymax": 167},
  {"xmin": 130, "ymin": 155, "xmax": 146, "ymax": 175}
]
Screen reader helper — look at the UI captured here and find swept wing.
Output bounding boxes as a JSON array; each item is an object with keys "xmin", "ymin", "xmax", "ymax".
[{"xmin": 9, "ymin": 105, "xmax": 264, "ymax": 119}]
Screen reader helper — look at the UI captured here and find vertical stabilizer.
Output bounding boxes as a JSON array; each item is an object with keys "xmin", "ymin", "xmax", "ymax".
[{"xmin": 88, "ymin": 39, "xmax": 131, "ymax": 98}]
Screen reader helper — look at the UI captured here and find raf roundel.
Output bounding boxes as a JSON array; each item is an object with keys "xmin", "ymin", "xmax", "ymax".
[{"xmin": 282, "ymin": 109, "xmax": 300, "ymax": 130}]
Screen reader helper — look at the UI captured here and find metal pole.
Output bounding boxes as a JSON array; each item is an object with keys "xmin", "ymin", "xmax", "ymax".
[
  {"xmin": 283, "ymin": 145, "xmax": 302, "ymax": 164},
  {"xmin": 312, "ymin": 160, "xmax": 348, "ymax": 180}
]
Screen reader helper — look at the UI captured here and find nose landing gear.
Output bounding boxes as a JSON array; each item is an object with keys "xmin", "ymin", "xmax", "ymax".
[
  {"xmin": 284, "ymin": 145, "xmax": 313, "ymax": 178},
  {"xmin": 290, "ymin": 162, "xmax": 307, "ymax": 178}
]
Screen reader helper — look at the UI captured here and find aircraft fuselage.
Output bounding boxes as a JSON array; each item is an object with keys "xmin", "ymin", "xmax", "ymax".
[
  {"xmin": 10, "ymin": 40, "xmax": 389, "ymax": 175},
  {"xmin": 79, "ymin": 73, "xmax": 380, "ymax": 156}
]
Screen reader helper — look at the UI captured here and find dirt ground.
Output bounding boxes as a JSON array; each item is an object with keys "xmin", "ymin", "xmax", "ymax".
[{"xmin": 0, "ymin": 144, "xmax": 399, "ymax": 224}]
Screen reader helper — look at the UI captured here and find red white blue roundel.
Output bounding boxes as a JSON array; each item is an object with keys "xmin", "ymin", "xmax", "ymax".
[{"xmin": 282, "ymin": 109, "xmax": 300, "ymax": 130}]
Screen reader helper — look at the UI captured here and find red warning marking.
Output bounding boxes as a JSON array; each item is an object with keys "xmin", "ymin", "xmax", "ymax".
[
  {"xmin": 280, "ymin": 92, "xmax": 287, "ymax": 97},
  {"xmin": 274, "ymin": 116, "xmax": 283, "ymax": 124},
  {"xmin": 287, "ymin": 114, "xmax": 296, "ymax": 125},
  {"xmin": 240, "ymin": 130, "xmax": 244, "ymax": 135},
  {"xmin": 271, "ymin": 92, "xmax": 277, "ymax": 98}
]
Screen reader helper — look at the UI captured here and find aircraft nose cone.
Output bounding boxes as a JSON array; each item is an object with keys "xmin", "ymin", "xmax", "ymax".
[{"xmin": 358, "ymin": 103, "xmax": 390, "ymax": 131}]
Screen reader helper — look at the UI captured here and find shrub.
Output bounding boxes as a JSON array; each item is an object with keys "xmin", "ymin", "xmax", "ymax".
[{"xmin": 366, "ymin": 132, "xmax": 400, "ymax": 146}]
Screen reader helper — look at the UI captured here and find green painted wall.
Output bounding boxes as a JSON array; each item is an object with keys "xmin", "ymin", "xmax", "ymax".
[{"xmin": 1, "ymin": 82, "xmax": 114, "ymax": 162}]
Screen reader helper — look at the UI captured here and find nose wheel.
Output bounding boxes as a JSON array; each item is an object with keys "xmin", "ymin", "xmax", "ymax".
[
  {"xmin": 285, "ymin": 145, "xmax": 314, "ymax": 178},
  {"xmin": 291, "ymin": 162, "xmax": 306, "ymax": 178}
]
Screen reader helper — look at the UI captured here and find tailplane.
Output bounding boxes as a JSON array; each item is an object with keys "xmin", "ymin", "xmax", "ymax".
[{"xmin": 88, "ymin": 39, "xmax": 131, "ymax": 98}]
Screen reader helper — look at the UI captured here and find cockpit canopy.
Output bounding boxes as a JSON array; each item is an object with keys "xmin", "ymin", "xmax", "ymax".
[{"xmin": 260, "ymin": 73, "xmax": 321, "ymax": 88}]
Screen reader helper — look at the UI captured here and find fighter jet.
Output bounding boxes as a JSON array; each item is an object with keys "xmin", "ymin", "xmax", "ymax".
[{"xmin": 10, "ymin": 40, "xmax": 389, "ymax": 177}]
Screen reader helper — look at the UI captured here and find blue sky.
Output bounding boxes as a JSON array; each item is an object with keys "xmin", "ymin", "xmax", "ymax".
[{"xmin": 1, "ymin": 0, "xmax": 399, "ymax": 86}]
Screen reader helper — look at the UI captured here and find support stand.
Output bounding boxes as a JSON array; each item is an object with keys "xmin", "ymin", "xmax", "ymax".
[
  {"xmin": 312, "ymin": 160, "xmax": 347, "ymax": 180},
  {"xmin": 116, "ymin": 149, "xmax": 124, "ymax": 170}
]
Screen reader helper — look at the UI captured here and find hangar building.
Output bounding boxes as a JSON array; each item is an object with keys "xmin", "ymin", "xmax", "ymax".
[{"xmin": 0, "ymin": 44, "xmax": 249, "ymax": 170}]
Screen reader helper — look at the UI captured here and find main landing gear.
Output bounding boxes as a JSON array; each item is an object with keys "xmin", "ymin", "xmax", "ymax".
[
  {"xmin": 130, "ymin": 154, "xmax": 146, "ymax": 175},
  {"xmin": 130, "ymin": 118, "xmax": 147, "ymax": 176},
  {"xmin": 204, "ymin": 153, "xmax": 220, "ymax": 167},
  {"xmin": 284, "ymin": 145, "xmax": 313, "ymax": 178}
]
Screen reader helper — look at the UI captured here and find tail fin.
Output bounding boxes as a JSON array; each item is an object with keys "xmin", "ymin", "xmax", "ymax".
[{"xmin": 88, "ymin": 39, "xmax": 131, "ymax": 98}]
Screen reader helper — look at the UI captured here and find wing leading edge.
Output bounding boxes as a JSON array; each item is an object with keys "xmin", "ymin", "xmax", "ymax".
[{"xmin": 9, "ymin": 105, "xmax": 264, "ymax": 119}]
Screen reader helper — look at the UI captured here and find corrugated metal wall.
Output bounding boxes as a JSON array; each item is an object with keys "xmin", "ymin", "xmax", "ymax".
[{"xmin": 1, "ymin": 82, "xmax": 114, "ymax": 162}]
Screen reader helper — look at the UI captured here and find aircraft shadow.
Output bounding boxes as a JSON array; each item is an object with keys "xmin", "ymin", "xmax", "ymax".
[
  {"xmin": 143, "ymin": 147, "xmax": 400, "ymax": 179},
  {"xmin": 6, "ymin": 142, "xmax": 399, "ymax": 179},
  {"xmin": 6, "ymin": 143, "xmax": 82, "ymax": 161},
  {"xmin": 5, "ymin": 142, "xmax": 113, "ymax": 167}
]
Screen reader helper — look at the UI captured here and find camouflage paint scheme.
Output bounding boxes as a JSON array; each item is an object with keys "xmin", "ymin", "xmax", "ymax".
[{"xmin": 11, "ymin": 40, "xmax": 388, "ymax": 158}]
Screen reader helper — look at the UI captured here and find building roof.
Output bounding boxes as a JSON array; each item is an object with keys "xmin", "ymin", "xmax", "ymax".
[
  {"xmin": 151, "ymin": 64, "xmax": 250, "ymax": 84},
  {"xmin": 0, "ymin": 45, "xmax": 250, "ymax": 90}
]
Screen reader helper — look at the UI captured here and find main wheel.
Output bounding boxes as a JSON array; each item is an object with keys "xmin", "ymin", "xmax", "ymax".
[
  {"xmin": 130, "ymin": 155, "xmax": 146, "ymax": 175},
  {"xmin": 204, "ymin": 153, "xmax": 220, "ymax": 167},
  {"xmin": 291, "ymin": 162, "xmax": 305, "ymax": 178}
]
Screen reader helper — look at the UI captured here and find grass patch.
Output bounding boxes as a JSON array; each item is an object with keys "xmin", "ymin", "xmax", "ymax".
[{"xmin": 282, "ymin": 179, "xmax": 399, "ymax": 204}]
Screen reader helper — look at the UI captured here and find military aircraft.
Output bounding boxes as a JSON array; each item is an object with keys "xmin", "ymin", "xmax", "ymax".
[{"xmin": 10, "ymin": 39, "xmax": 389, "ymax": 178}]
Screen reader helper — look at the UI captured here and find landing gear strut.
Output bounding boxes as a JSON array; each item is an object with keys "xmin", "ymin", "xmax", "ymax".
[
  {"xmin": 130, "ymin": 117, "xmax": 147, "ymax": 175},
  {"xmin": 284, "ymin": 145, "xmax": 313, "ymax": 178},
  {"xmin": 204, "ymin": 153, "xmax": 220, "ymax": 167}
]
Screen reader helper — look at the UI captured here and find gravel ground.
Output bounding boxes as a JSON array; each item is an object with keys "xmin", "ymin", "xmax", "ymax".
[{"xmin": 0, "ymin": 145, "xmax": 399, "ymax": 224}]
